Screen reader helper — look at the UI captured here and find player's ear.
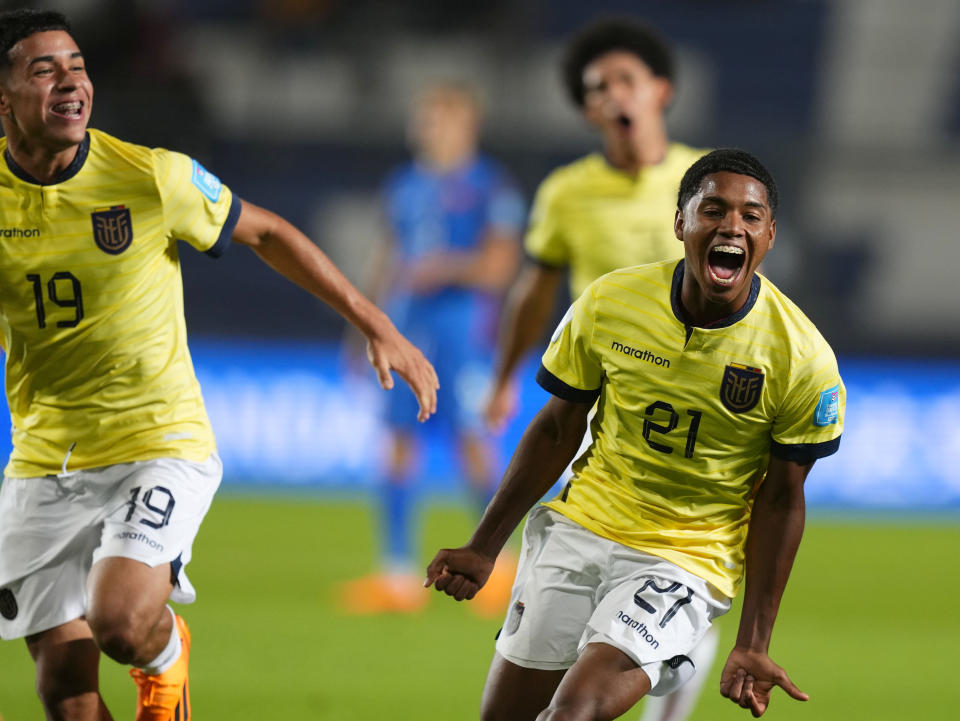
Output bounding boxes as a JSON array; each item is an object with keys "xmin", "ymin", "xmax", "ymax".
[
  {"xmin": 767, "ymin": 218, "xmax": 776, "ymax": 250},
  {"xmin": 0, "ymin": 81, "xmax": 10, "ymax": 118},
  {"xmin": 656, "ymin": 78, "xmax": 674, "ymax": 110},
  {"xmin": 673, "ymin": 208, "xmax": 684, "ymax": 241}
]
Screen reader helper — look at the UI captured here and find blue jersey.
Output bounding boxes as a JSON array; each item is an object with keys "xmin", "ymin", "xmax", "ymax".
[
  {"xmin": 382, "ymin": 154, "xmax": 525, "ymax": 430},
  {"xmin": 383, "ymin": 154, "xmax": 525, "ymax": 341}
]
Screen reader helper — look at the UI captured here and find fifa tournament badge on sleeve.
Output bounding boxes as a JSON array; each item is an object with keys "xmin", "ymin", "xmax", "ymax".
[
  {"xmin": 813, "ymin": 385, "xmax": 840, "ymax": 426},
  {"xmin": 191, "ymin": 159, "xmax": 223, "ymax": 202}
]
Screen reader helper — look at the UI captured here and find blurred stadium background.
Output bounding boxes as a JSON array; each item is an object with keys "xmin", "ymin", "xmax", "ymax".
[{"xmin": 1, "ymin": 0, "xmax": 959, "ymax": 719}]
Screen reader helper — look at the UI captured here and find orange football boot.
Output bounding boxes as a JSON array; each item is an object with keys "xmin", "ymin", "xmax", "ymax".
[
  {"xmin": 337, "ymin": 572, "xmax": 429, "ymax": 614},
  {"xmin": 471, "ymin": 550, "xmax": 519, "ymax": 619},
  {"xmin": 129, "ymin": 614, "xmax": 191, "ymax": 721}
]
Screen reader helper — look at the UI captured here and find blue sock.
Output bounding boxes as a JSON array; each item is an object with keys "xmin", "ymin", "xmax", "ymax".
[{"xmin": 382, "ymin": 479, "xmax": 413, "ymax": 569}]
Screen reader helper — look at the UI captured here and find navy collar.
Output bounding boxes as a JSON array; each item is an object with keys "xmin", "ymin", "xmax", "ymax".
[
  {"xmin": 670, "ymin": 259, "xmax": 762, "ymax": 330},
  {"xmin": 5, "ymin": 132, "xmax": 90, "ymax": 186}
]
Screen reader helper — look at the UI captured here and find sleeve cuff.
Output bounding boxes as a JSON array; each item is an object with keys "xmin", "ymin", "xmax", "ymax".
[
  {"xmin": 770, "ymin": 435, "xmax": 842, "ymax": 463},
  {"xmin": 205, "ymin": 194, "xmax": 242, "ymax": 258},
  {"xmin": 536, "ymin": 364, "xmax": 600, "ymax": 404},
  {"xmin": 524, "ymin": 251, "xmax": 566, "ymax": 270}
]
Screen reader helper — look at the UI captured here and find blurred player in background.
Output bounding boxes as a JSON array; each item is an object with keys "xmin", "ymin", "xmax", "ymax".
[
  {"xmin": 483, "ymin": 19, "xmax": 714, "ymax": 721},
  {"xmin": 338, "ymin": 83, "xmax": 524, "ymax": 616},
  {"xmin": 428, "ymin": 148, "xmax": 846, "ymax": 720},
  {"xmin": 0, "ymin": 9, "xmax": 437, "ymax": 721}
]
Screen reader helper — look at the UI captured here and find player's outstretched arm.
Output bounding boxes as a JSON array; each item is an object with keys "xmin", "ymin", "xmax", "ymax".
[
  {"xmin": 426, "ymin": 394, "xmax": 590, "ymax": 599},
  {"xmin": 232, "ymin": 200, "xmax": 438, "ymax": 421},
  {"xmin": 720, "ymin": 455, "xmax": 814, "ymax": 716},
  {"xmin": 484, "ymin": 264, "xmax": 564, "ymax": 431}
]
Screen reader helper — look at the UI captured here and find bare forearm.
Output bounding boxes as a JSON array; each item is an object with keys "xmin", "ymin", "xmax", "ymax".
[
  {"xmin": 468, "ymin": 399, "xmax": 588, "ymax": 557},
  {"xmin": 247, "ymin": 214, "xmax": 387, "ymax": 338},
  {"xmin": 493, "ymin": 269, "xmax": 559, "ymax": 385},
  {"xmin": 736, "ymin": 470, "xmax": 807, "ymax": 651}
]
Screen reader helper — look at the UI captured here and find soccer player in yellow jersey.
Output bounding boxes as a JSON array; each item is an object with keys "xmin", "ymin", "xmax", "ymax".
[
  {"xmin": 483, "ymin": 19, "xmax": 712, "ymax": 721},
  {"xmin": 484, "ymin": 19, "xmax": 707, "ymax": 432},
  {"xmin": 0, "ymin": 9, "xmax": 437, "ymax": 721},
  {"xmin": 427, "ymin": 149, "xmax": 845, "ymax": 720}
]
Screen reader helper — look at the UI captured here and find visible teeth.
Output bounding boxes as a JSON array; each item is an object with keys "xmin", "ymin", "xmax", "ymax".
[
  {"xmin": 712, "ymin": 245, "xmax": 744, "ymax": 255},
  {"xmin": 53, "ymin": 102, "xmax": 80, "ymax": 113}
]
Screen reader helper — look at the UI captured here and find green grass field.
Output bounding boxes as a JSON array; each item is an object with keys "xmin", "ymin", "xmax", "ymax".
[{"xmin": 1, "ymin": 496, "xmax": 957, "ymax": 720}]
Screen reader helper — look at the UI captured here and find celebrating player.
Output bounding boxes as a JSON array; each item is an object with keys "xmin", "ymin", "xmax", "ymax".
[
  {"xmin": 0, "ymin": 9, "xmax": 437, "ymax": 721},
  {"xmin": 484, "ymin": 18, "xmax": 707, "ymax": 432},
  {"xmin": 427, "ymin": 149, "xmax": 845, "ymax": 720},
  {"xmin": 482, "ymin": 19, "xmax": 716, "ymax": 721},
  {"xmin": 339, "ymin": 82, "xmax": 523, "ymax": 616}
]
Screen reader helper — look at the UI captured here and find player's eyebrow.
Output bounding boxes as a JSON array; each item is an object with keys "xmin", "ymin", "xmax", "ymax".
[
  {"xmin": 27, "ymin": 51, "xmax": 83, "ymax": 68},
  {"xmin": 701, "ymin": 195, "xmax": 767, "ymax": 212}
]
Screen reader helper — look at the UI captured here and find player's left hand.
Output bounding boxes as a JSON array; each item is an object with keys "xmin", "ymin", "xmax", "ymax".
[
  {"xmin": 365, "ymin": 323, "xmax": 439, "ymax": 422},
  {"xmin": 719, "ymin": 647, "xmax": 808, "ymax": 717}
]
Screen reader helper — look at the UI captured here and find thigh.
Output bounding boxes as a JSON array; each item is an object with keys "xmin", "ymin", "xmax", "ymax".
[
  {"xmin": 543, "ymin": 642, "xmax": 651, "ymax": 721},
  {"xmin": 480, "ymin": 651, "xmax": 566, "ymax": 721},
  {"xmin": 92, "ymin": 454, "xmax": 222, "ymax": 604},
  {"xmin": 26, "ymin": 618, "xmax": 108, "ymax": 720},
  {"xmin": 584, "ymin": 556, "xmax": 729, "ymax": 697}
]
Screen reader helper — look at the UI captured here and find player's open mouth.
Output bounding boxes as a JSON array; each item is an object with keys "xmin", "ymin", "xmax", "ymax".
[
  {"xmin": 616, "ymin": 113, "xmax": 632, "ymax": 129},
  {"xmin": 50, "ymin": 101, "xmax": 83, "ymax": 119},
  {"xmin": 707, "ymin": 244, "xmax": 746, "ymax": 287}
]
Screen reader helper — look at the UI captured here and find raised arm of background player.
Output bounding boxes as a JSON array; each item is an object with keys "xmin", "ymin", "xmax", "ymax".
[
  {"xmin": 425, "ymin": 394, "xmax": 590, "ymax": 597},
  {"xmin": 232, "ymin": 199, "xmax": 439, "ymax": 421},
  {"xmin": 484, "ymin": 262, "xmax": 565, "ymax": 431},
  {"xmin": 720, "ymin": 455, "xmax": 813, "ymax": 717}
]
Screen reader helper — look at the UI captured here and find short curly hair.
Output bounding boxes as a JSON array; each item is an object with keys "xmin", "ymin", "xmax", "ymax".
[
  {"xmin": 562, "ymin": 17, "xmax": 675, "ymax": 108},
  {"xmin": 677, "ymin": 149, "xmax": 779, "ymax": 217},
  {"xmin": 0, "ymin": 9, "xmax": 71, "ymax": 68}
]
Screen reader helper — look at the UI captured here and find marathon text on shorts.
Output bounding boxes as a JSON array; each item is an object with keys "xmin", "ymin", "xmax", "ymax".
[
  {"xmin": 616, "ymin": 610, "xmax": 660, "ymax": 649},
  {"xmin": 115, "ymin": 531, "xmax": 163, "ymax": 552}
]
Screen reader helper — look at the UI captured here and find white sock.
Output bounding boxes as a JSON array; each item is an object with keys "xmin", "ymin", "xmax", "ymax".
[{"xmin": 138, "ymin": 606, "xmax": 182, "ymax": 675}]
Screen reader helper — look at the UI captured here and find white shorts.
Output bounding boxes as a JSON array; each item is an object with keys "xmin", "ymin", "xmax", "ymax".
[
  {"xmin": 495, "ymin": 506, "xmax": 731, "ymax": 696},
  {"xmin": 0, "ymin": 454, "xmax": 222, "ymax": 640}
]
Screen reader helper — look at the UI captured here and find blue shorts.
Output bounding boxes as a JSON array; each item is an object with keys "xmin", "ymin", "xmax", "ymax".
[{"xmin": 387, "ymin": 298, "xmax": 494, "ymax": 434}]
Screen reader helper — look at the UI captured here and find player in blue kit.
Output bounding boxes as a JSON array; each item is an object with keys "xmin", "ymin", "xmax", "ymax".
[{"xmin": 339, "ymin": 82, "xmax": 524, "ymax": 615}]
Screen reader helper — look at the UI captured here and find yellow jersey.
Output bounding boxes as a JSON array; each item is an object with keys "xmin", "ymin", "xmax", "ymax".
[
  {"xmin": 524, "ymin": 144, "xmax": 707, "ymax": 298},
  {"xmin": 537, "ymin": 260, "xmax": 845, "ymax": 597},
  {"xmin": 0, "ymin": 129, "xmax": 241, "ymax": 478}
]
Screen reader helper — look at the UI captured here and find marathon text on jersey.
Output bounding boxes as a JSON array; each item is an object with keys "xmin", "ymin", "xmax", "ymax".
[
  {"xmin": 0, "ymin": 227, "xmax": 40, "ymax": 238},
  {"xmin": 611, "ymin": 341, "xmax": 671, "ymax": 368}
]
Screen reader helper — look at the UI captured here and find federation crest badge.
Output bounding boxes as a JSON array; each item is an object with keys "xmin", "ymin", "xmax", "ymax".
[
  {"xmin": 813, "ymin": 384, "xmax": 840, "ymax": 426},
  {"xmin": 91, "ymin": 205, "xmax": 133, "ymax": 254},
  {"xmin": 720, "ymin": 363, "xmax": 764, "ymax": 414},
  {"xmin": 504, "ymin": 600, "xmax": 525, "ymax": 636}
]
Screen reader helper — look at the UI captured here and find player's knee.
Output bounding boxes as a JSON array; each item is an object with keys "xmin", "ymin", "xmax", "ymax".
[{"xmin": 86, "ymin": 607, "xmax": 149, "ymax": 663}]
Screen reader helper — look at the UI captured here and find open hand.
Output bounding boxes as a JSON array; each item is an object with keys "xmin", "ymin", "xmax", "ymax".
[
  {"xmin": 719, "ymin": 647, "xmax": 808, "ymax": 717},
  {"xmin": 366, "ymin": 326, "xmax": 438, "ymax": 422}
]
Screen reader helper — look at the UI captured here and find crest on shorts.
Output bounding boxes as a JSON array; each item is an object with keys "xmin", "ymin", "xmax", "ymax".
[
  {"xmin": 0, "ymin": 588, "xmax": 18, "ymax": 620},
  {"xmin": 720, "ymin": 363, "xmax": 764, "ymax": 414},
  {"xmin": 504, "ymin": 600, "xmax": 525, "ymax": 636},
  {"xmin": 91, "ymin": 205, "xmax": 133, "ymax": 254}
]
